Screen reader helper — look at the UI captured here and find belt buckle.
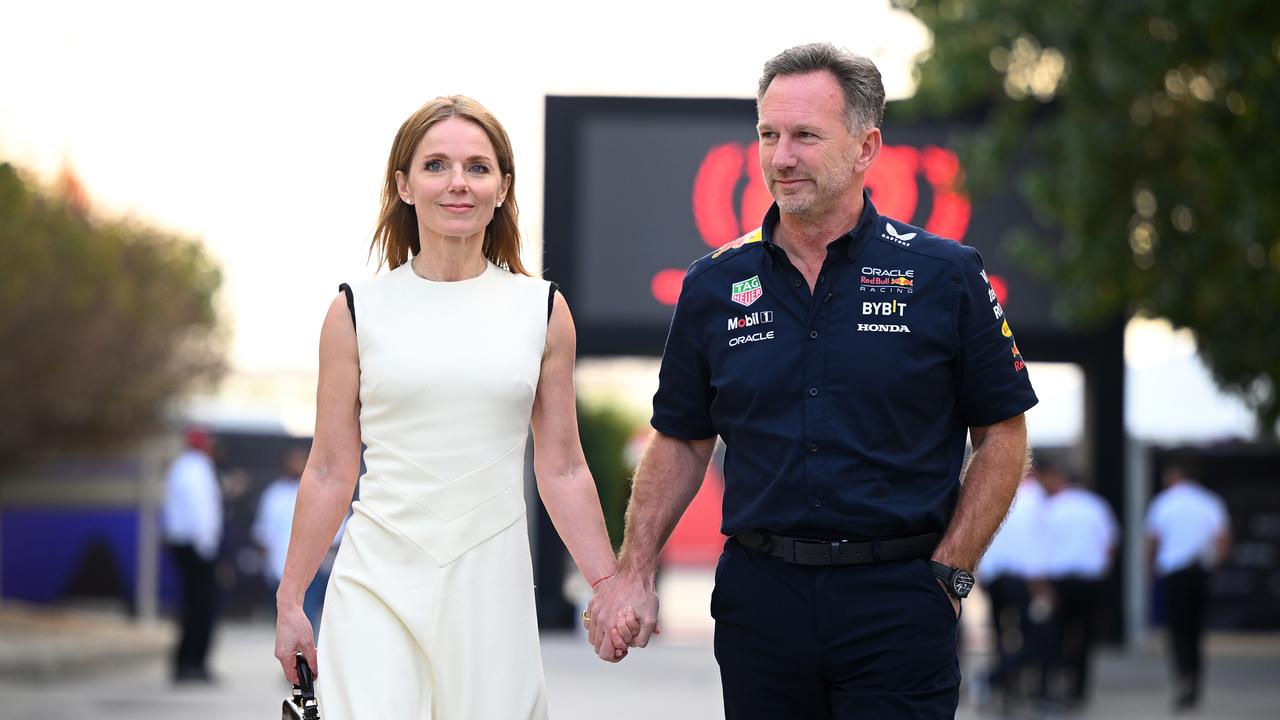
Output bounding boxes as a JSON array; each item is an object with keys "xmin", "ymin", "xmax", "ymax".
[{"xmin": 786, "ymin": 538, "xmax": 832, "ymax": 566}]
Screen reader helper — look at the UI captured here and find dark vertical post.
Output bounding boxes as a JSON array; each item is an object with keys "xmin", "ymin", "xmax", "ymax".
[{"xmin": 1081, "ymin": 318, "xmax": 1128, "ymax": 643}]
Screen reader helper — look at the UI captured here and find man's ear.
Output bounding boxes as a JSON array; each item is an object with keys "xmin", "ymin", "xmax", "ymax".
[{"xmin": 855, "ymin": 127, "xmax": 882, "ymax": 175}]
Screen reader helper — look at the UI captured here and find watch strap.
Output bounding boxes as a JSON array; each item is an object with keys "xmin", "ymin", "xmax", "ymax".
[{"xmin": 927, "ymin": 560, "xmax": 973, "ymax": 598}]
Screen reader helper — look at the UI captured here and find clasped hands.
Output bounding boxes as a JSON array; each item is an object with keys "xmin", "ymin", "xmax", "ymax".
[{"xmin": 583, "ymin": 571, "xmax": 660, "ymax": 662}]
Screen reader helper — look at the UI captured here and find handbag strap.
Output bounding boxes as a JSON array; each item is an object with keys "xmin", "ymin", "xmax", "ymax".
[{"xmin": 294, "ymin": 653, "xmax": 321, "ymax": 718}]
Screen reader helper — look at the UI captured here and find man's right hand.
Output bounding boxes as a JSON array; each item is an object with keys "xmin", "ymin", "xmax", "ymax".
[
  {"xmin": 588, "ymin": 571, "xmax": 659, "ymax": 661},
  {"xmin": 274, "ymin": 603, "xmax": 317, "ymax": 684}
]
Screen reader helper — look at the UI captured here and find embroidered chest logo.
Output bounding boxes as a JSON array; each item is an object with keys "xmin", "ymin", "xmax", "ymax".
[
  {"xmin": 862, "ymin": 300, "xmax": 907, "ymax": 317},
  {"xmin": 859, "ymin": 266, "xmax": 915, "ymax": 294},
  {"xmin": 727, "ymin": 310, "xmax": 774, "ymax": 331},
  {"xmin": 731, "ymin": 275, "xmax": 763, "ymax": 307},
  {"xmin": 883, "ymin": 222, "xmax": 917, "ymax": 247}
]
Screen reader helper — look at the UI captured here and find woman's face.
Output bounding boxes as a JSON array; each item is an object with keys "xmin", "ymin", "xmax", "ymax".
[{"xmin": 395, "ymin": 116, "xmax": 510, "ymax": 243}]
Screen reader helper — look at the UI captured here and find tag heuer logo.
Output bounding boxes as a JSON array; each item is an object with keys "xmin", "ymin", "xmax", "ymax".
[{"xmin": 731, "ymin": 276, "xmax": 763, "ymax": 307}]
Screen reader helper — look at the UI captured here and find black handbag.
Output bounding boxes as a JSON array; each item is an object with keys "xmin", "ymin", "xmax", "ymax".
[{"xmin": 282, "ymin": 653, "xmax": 321, "ymax": 720}]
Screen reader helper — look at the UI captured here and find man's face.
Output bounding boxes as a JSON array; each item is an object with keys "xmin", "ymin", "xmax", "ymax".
[{"xmin": 757, "ymin": 70, "xmax": 870, "ymax": 219}]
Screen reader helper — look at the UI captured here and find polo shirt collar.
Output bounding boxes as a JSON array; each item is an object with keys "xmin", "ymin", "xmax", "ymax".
[{"xmin": 759, "ymin": 190, "xmax": 881, "ymax": 265}]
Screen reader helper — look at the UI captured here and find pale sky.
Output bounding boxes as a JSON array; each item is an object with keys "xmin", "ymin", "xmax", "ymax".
[{"xmin": 0, "ymin": 0, "xmax": 931, "ymax": 374}]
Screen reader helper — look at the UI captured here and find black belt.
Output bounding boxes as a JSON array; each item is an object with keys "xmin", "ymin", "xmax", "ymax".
[{"xmin": 733, "ymin": 532, "xmax": 940, "ymax": 566}]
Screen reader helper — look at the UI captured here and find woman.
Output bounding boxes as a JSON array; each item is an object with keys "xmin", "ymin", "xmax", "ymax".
[{"xmin": 274, "ymin": 96, "xmax": 627, "ymax": 718}]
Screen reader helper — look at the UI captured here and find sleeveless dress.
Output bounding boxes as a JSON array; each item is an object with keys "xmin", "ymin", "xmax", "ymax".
[{"xmin": 317, "ymin": 260, "xmax": 552, "ymax": 719}]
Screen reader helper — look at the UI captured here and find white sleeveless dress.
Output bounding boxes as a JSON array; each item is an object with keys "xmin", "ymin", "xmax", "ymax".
[{"xmin": 317, "ymin": 260, "xmax": 551, "ymax": 719}]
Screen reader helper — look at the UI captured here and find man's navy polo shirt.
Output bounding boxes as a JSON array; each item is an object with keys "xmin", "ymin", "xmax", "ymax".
[{"xmin": 651, "ymin": 193, "xmax": 1039, "ymax": 540}]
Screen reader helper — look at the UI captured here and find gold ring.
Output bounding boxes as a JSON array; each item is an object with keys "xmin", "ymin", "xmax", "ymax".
[{"xmin": 582, "ymin": 610, "xmax": 591, "ymax": 624}]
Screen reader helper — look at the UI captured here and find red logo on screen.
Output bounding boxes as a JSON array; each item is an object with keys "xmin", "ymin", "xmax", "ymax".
[{"xmin": 651, "ymin": 142, "xmax": 1006, "ymax": 306}]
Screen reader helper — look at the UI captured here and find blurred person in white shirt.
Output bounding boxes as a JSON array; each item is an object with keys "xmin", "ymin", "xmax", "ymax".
[
  {"xmin": 252, "ymin": 444, "xmax": 343, "ymax": 637},
  {"xmin": 977, "ymin": 473, "xmax": 1047, "ymax": 711},
  {"xmin": 1145, "ymin": 459, "xmax": 1231, "ymax": 712},
  {"xmin": 1038, "ymin": 461, "xmax": 1118, "ymax": 709},
  {"xmin": 161, "ymin": 427, "xmax": 222, "ymax": 683}
]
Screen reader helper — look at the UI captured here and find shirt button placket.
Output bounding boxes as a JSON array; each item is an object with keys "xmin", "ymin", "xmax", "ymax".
[
  {"xmin": 803, "ymin": 312, "xmax": 822, "ymax": 517},
  {"xmin": 804, "ymin": 264, "xmax": 834, "ymax": 521}
]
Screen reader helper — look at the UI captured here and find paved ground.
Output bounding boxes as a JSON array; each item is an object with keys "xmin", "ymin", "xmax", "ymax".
[{"xmin": 1, "ymin": 620, "xmax": 1278, "ymax": 719}]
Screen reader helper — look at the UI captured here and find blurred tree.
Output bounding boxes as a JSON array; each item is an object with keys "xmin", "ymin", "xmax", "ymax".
[
  {"xmin": 895, "ymin": 0, "xmax": 1280, "ymax": 437},
  {"xmin": 577, "ymin": 401, "xmax": 639, "ymax": 551},
  {"xmin": 0, "ymin": 162, "xmax": 226, "ymax": 471}
]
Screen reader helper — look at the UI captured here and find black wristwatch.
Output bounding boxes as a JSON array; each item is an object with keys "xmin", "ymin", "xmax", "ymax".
[{"xmin": 928, "ymin": 560, "xmax": 975, "ymax": 599}]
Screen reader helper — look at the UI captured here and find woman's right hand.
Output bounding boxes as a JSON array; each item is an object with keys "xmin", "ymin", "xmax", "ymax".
[{"xmin": 274, "ymin": 603, "xmax": 318, "ymax": 684}]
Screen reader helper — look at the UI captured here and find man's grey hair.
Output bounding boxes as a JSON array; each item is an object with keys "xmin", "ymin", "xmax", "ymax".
[{"xmin": 757, "ymin": 42, "xmax": 886, "ymax": 132}]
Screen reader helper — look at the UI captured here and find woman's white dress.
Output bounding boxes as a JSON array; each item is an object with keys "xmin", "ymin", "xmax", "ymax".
[{"xmin": 318, "ymin": 261, "xmax": 552, "ymax": 719}]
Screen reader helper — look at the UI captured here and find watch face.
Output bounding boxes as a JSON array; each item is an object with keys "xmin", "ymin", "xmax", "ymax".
[{"xmin": 953, "ymin": 570, "xmax": 976, "ymax": 597}]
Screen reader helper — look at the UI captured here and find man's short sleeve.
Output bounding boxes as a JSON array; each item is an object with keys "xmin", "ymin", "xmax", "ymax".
[
  {"xmin": 955, "ymin": 246, "xmax": 1039, "ymax": 427},
  {"xmin": 1101, "ymin": 497, "xmax": 1120, "ymax": 547},
  {"xmin": 1143, "ymin": 498, "xmax": 1161, "ymax": 537},
  {"xmin": 651, "ymin": 271, "xmax": 716, "ymax": 440},
  {"xmin": 1209, "ymin": 492, "xmax": 1229, "ymax": 534}
]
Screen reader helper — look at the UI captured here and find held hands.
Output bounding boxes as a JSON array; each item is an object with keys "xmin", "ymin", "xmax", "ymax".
[
  {"xmin": 274, "ymin": 603, "xmax": 318, "ymax": 684},
  {"xmin": 585, "ymin": 572, "xmax": 659, "ymax": 662}
]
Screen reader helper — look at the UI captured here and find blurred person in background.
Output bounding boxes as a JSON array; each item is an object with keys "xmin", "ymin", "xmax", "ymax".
[
  {"xmin": 1036, "ymin": 460, "xmax": 1118, "ymax": 711},
  {"xmin": 272, "ymin": 95, "xmax": 626, "ymax": 718},
  {"xmin": 975, "ymin": 469, "xmax": 1046, "ymax": 713},
  {"xmin": 161, "ymin": 427, "xmax": 222, "ymax": 683},
  {"xmin": 1146, "ymin": 460, "xmax": 1231, "ymax": 711},
  {"xmin": 590, "ymin": 43, "xmax": 1037, "ymax": 719},
  {"xmin": 252, "ymin": 444, "xmax": 342, "ymax": 637}
]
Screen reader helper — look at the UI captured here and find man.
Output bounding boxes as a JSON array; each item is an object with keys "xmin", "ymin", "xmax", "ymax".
[
  {"xmin": 975, "ymin": 472, "xmax": 1046, "ymax": 712},
  {"xmin": 252, "ymin": 444, "xmax": 342, "ymax": 637},
  {"xmin": 589, "ymin": 43, "xmax": 1037, "ymax": 718},
  {"xmin": 1037, "ymin": 461, "xmax": 1118, "ymax": 709},
  {"xmin": 1145, "ymin": 460, "xmax": 1231, "ymax": 711},
  {"xmin": 161, "ymin": 427, "xmax": 222, "ymax": 683}
]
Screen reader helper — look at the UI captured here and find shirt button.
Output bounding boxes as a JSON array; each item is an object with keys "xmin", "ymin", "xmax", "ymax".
[
  {"xmin": 812, "ymin": 499, "xmax": 823, "ymax": 508},
  {"xmin": 823, "ymin": 292, "xmax": 833, "ymax": 303},
  {"xmin": 809, "ymin": 330, "xmax": 819, "ymax": 339},
  {"xmin": 793, "ymin": 279, "xmax": 803, "ymax": 288},
  {"xmin": 808, "ymin": 387, "xmax": 819, "ymax": 397},
  {"xmin": 808, "ymin": 443, "xmax": 819, "ymax": 453}
]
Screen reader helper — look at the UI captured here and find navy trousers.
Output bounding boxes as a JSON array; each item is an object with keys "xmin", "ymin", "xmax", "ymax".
[{"xmin": 712, "ymin": 538, "xmax": 960, "ymax": 719}]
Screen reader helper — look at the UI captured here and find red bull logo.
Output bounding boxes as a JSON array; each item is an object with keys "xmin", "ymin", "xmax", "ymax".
[{"xmin": 713, "ymin": 229, "xmax": 762, "ymax": 259}]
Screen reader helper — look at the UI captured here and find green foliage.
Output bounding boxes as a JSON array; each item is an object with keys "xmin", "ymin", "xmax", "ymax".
[
  {"xmin": 0, "ymin": 162, "xmax": 227, "ymax": 469},
  {"xmin": 577, "ymin": 401, "xmax": 641, "ymax": 551},
  {"xmin": 896, "ymin": 0, "xmax": 1280, "ymax": 436}
]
